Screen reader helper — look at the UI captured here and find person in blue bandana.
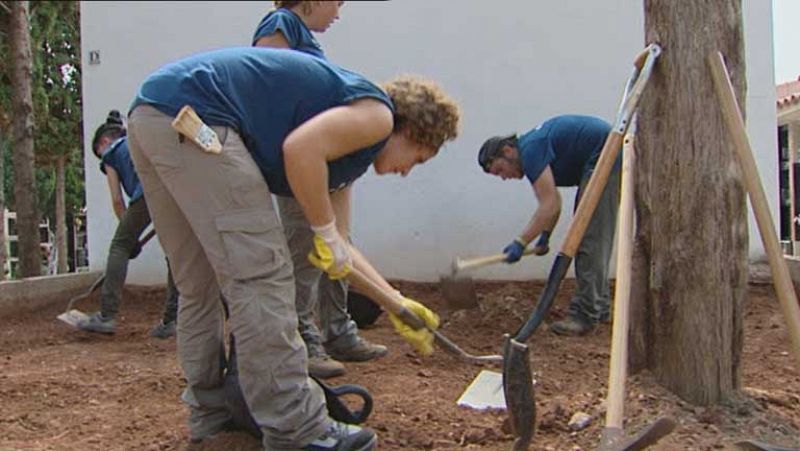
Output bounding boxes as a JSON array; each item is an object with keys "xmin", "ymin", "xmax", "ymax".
[
  {"xmin": 126, "ymin": 47, "xmax": 459, "ymax": 450},
  {"xmin": 77, "ymin": 111, "xmax": 178, "ymax": 339},
  {"xmin": 478, "ymin": 115, "xmax": 620, "ymax": 336},
  {"xmin": 252, "ymin": 0, "xmax": 387, "ymax": 380}
]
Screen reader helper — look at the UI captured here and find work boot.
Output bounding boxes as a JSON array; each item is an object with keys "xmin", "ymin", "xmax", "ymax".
[
  {"xmin": 303, "ymin": 420, "xmax": 377, "ymax": 451},
  {"xmin": 549, "ymin": 315, "xmax": 594, "ymax": 336},
  {"xmin": 77, "ymin": 311, "xmax": 116, "ymax": 334},
  {"xmin": 149, "ymin": 320, "xmax": 177, "ymax": 339},
  {"xmin": 308, "ymin": 353, "xmax": 346, "ymax": 379},
  {"xmin": 326, "ymin": 337, "xmax": 388, "ymax": 363}
]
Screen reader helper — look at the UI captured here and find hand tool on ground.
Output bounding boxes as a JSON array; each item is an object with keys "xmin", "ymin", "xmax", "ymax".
[
  {"xmin": 503, "ymin": 43, "xmax": 662, "ymax": 451},
  {"xmin": 597, "ymin": 117, "xmax": 676, "ymax": 451},
  {"xmin": 346, "ymin": 266, "xmax": 503, "ymax": 364},
  {"xmin": 709, "ymin": 51, "xmax": 800, "ymax": 366},
  {"xmin": 736, "ymin": 440, "xmax": 799, "ymax": 451},
  {"xmin": 440, "ymin": 233, "xmax": 550, "ymax": 309},
  {"xmin": 224, "ymin": 335, "xmax": 373, "ymax": 439},
  {"xmin": 56, "ymin": 228, "xmax": 157, "ymax": 328}
]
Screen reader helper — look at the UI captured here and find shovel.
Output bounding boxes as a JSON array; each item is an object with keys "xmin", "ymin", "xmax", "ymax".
[
  {"xmin": 503, "ymin": 43, "xmax": 662, "ymax": 450},
  {"xmin": 597, "ymin": 117, "xmax": 676, "ymax": 451},
  {"xmin": 440, "ymin": 234, "xmax": 550, "ymax": 309},
  {"xmin": 346, "ymin": 266, "xmax": 503, "ymax": 365},
  {"xmin": 57, "ymin": 228, "xmax": 157, "ymax": 328}
]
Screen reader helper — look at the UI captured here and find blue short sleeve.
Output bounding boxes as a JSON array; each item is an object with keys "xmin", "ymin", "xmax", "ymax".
[
  {"xmin": 520, "ymin": 133, "xmax": 555, "ymax": 184},
  {"xmin": 251, "ymin": 9, "xmax": 324, "ymax": 58}
]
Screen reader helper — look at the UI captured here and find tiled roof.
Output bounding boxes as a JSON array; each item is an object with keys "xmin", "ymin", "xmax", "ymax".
[{"xmin": 777, "ymin": 76, "xmax": 800, "ymax": 111}]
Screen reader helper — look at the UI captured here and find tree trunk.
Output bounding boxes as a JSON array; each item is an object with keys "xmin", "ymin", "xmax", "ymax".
[
  {"xmin": 55, "ymin": 156, "xmax": 68, "ymax": 274},
  {"xmin": 629, "ymin": 0, "xmax": 747, "ymax": 405},
  {"xmin": 0, "ymin": 132, "xmax": 5, "ymax": 282},
  {"xmin": 10, "ymin": 1, "xmax": 41, "ymax": 278}
]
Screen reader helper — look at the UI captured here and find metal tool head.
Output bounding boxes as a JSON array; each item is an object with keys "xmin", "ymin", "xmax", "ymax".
[
  {"xmin": 598, "ymin": 417, "xmax": 676, "ymax": 451},
  {"xmin": 502, "ymin": 334, "xmax": 536, "ymax": 450},
  {"xmin": 439, "ymin": 273, "xmax": 479, "ymax": 310},
  {"xmin": 56, "ymin": 309, "xmax": 90, "ymax": 328}
]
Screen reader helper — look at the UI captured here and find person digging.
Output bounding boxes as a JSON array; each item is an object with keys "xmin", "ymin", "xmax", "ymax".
[
  {"xmin": 252, "ymin": 0, "xmax": 387, "ymax": 379},
  {"xmin": 127, "ymin": 46, "xmax": 459, "ymax": 450},
  {"xmin": 478, "ymin": 114, "xmax": 620, "ymax": 336}
]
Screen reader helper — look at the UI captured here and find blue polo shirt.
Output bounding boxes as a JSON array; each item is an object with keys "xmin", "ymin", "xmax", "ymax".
[
  {"xmin": 251, "ymin": 8, "xmax": 325, "ymax": 58},
  {"xmin": 130, "ymin": 47, "xmax": 393, "ymax": 196},
  {"xmin": 519, "ymin": 115, "xmax": 615, "ymax": 187},
  {"xmin": 99, "ymin": 137, "xmax": 144, "ymax": 203}
]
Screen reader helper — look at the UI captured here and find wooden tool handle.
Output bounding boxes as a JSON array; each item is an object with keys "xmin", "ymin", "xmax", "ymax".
[
  {"xmin": 709, "ymin": 52, "xmax": 800, "ymax": 366},
  {"xmin": 171, "ymin": 105, "xmax": 222, "ymax": 154},
  {"xmin": 605, "ymin": 118, "xmax": 637, "ymax": 431},
  {"xmin": 561, "ymin": 132, "xmax": 624, "ymax": 257},
  {"xmin": 347, "ymin": 267, "xmax": 423, "ymax": 326},
  {"xmin": 454, "ymin": 248, "xmax": 537, "ymax": 272}
]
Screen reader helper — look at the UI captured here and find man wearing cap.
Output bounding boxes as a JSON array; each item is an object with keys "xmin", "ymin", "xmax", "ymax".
[{"xmin": 478, "ymin": 114, "xmax": 620, "ymax": 336}]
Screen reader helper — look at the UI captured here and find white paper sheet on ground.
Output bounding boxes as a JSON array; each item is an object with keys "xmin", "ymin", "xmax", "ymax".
[{"xmin": 456, "ymin": 369, "xmax": 506, "ymax": 410}]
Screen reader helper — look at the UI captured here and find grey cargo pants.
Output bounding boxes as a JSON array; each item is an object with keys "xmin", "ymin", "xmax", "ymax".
[
  {"xmin": 128, "ymin": 105, "xmax": 327, "ymax": 449},
  {"xmin": 567, "ymin": 166, "xmax": 621, "ymax": 325},
  {"xmin": 276, "ymin": 196, "xmax": 359, "ymax": 352}
]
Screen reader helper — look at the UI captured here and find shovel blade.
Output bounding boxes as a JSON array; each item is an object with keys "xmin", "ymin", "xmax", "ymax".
[
  {"xmin": 600, "ymin": 417, "xmax": 676, "ymax": 451},
  {"xmin": 503, "ymin": 335, "xmax": 536, "ymax": 450},
  {"xmin": 56, "ymin": 309, "xmax": 90, "ymax": 328},
  {"xmin": 439, "ymin": 274, "xmax": 479, "ymax": 310}
]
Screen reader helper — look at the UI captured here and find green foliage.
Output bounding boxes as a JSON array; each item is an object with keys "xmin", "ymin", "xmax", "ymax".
[{"xmin": 0, "ymin": 1, "xmax": 84, "ymax": 218}]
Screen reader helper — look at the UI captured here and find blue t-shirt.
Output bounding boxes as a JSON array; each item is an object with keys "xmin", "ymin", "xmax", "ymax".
[
  {"xmin": 251, "ymin": 8, "xmax": 325, "ymax": 58},
  {"xmin": 99, "ymin": 137, "xmax": 144, "ymax": 203},
  {"xmin": 519, "ymin": 115, "xmax": 615, "ymax": 187},
  {"xmin": 130, "ymin": 47, "xmax": 393, "ymax": 196}
]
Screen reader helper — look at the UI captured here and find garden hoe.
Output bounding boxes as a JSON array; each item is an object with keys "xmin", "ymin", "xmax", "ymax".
[
  {"xmin": 57, "ymin": 228, "xmax": 156, "ymax": 328},
  {"xmin": 502, "ymin": 43, "xmax": 662, "ymax": 451},
  {"xmin": 346, "ymin": 267, "xmax": 503, "ymax": 365},
  {"xmin": 709, "ymin": 51, "xmax": 800, "ymax": 451},
  {"xmin": 597, "ymin": 117, "xmax": 676, "ymax": 451},
  {"xmin": 440, "ymin": 234, "xmax": 550, "ymax": 309}
]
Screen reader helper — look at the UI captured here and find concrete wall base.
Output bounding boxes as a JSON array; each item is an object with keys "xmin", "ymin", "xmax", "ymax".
[{"xmin": 0, "ymin": 271, "xmax": 103, "ymax": 317}]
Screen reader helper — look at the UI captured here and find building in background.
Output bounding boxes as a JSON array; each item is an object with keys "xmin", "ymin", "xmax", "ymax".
[{"xmin": 80, "ymin": 1, "xmax": 778, "ymax": 283}]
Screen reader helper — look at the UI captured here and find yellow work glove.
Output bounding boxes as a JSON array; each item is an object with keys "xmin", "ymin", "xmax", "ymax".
[
  {"xmin": 388, "ymin": 297, "xmax": 441, "ymax": 356},
  {"xmin": 308, "ymin": 220, "xmax": 351, "ymax": 280}
]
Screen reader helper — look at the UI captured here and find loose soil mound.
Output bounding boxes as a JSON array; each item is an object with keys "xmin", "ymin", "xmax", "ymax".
[{"xmin": 1, "ymin": 281, "xmax": 798, "ymax": 450}]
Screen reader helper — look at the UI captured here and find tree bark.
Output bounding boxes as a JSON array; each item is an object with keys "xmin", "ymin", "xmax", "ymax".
[
  {"xmin": 10, "ymin": 0, "xmax": 41, "ymax": 278},
  {"xmin": 55, "ymin": 156, "xmax": 68, "ymax": 274},
  {"xmin": 0, "ymin": 132, "xmax": 5, "ymax": 282},
  {"xmin": 630, "ymin": 0, "xmax": 747, "ymax": 405}
]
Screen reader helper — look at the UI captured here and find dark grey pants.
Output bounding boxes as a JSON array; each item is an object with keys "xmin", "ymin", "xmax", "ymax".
[
  {"xmin": 567, "ymin": 167, "xmax": 621, "ymax": 324},
  {"xmin": 99, "ymin": 196, "xmax": 179, "ymax": 323}
]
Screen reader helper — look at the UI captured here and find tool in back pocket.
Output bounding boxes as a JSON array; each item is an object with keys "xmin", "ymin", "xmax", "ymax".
[{"xmin": 171, "ymin": 105, "xmax": 222, "ymax": 154}]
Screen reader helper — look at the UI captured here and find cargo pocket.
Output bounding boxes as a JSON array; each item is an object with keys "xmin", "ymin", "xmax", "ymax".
[{"xmin": 215, "ymin": 208, "xmax": 287, "ymax": 281}]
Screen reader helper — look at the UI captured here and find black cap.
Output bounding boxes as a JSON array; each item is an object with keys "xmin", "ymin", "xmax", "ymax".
[{"xmin": 478, "ymin": 134, "xmax": 516, "ymax": 172}]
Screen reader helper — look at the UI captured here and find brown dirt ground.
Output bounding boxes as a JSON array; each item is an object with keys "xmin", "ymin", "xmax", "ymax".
[{"xmin": 1, "ymin": 280, "xmax": 799, "ymax": 451}]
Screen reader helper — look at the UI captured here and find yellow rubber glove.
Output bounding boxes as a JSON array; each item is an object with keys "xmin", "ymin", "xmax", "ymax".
[
  {"xmin": 388, "ymin": 297, "xmax": 441, "ymax": 356},
  {"xmin": 308, "ymin": 221, "xmax": 351, "ymax": 280}
]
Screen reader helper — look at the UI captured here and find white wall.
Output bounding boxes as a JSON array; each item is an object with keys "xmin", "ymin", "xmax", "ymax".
[{"xmin": 80, "ymin": 1, "xmax": 777, "ymax": 284}]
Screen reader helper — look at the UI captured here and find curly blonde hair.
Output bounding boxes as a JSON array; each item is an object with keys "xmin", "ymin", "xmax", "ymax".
[{"xmin": 381, "ymin": 75, "xmax": 460, "ymax": 151}]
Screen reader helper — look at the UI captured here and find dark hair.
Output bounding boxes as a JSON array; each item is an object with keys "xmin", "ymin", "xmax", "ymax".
[
  {"xmin": 92, "ymin": 110, "xmax": 126, "ymax": 158},
  {"xmin": 478, "ymin": 134, "xmax": 517, "ymax": 172}
]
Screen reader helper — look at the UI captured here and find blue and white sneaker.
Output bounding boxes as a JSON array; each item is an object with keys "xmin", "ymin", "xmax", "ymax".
[
  {"xmin": 77, "ymin": 311, "xmax": 116, "ymax": 334},
  {"xmin": 304, "ymin": 421, "xmax": 377, "ymax": 451}
]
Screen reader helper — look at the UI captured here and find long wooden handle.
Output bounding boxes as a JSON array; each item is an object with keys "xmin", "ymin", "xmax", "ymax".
[
  {"xmin": 561, "ymin": 132, "xmax": 625, "ymax": 256},
  {"xmin": 605, "ymin": 120, "xmax": 637, "ymax": 431},
  {"xmin": 347, "ymin": 267, "xmax": 408, "ymax": 318},
  {"xmin": 709, "ymin": 52, "xmax": 800, "ymax": 366},
  {"xmin": 454, "ymin": 248, "xmax": 537, "ymax": 272}
]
